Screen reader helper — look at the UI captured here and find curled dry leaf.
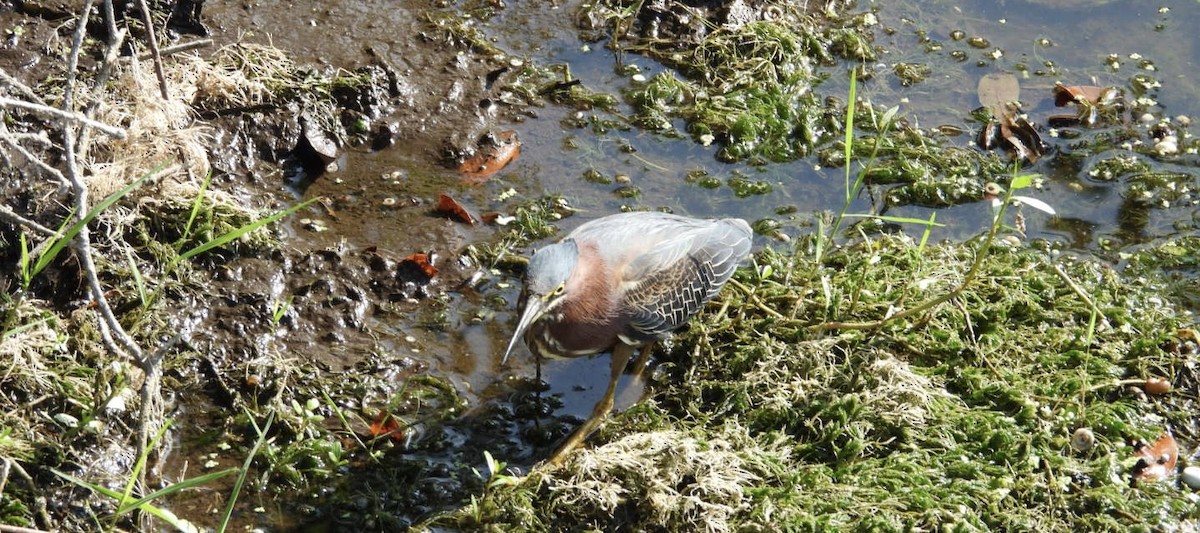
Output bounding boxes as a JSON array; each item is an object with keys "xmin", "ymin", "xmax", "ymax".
[
  {"xmin": 400, "ymin": 253, "xmax": 439, "ymax": 279},
  {"xmin": 998, "ymin": 115, "xmax": 1045, "ymax": 164},
  {"xmin": 1132, "ymin": 433, "xmax": 1178, "ymax": 482},
  {"xmin": 974, "ymin": 73, "xmax": 1044, "ymax": 163},
  {"xmin": 1049, "ymin": 83, "xmax": 1121, "ymax": 127},
  {"xmin": 436, "ymin": 193, "xmax": 478, "ymax": 225},
  {"xmin": 1052, "ymin": 83, "xmax": 1119, "ymax": 107},
  {"xmin": 368, "ymin": 410, "xmax": 407, "ymax": 443},
  {"xmin": 458, "ymin": 130, "xmax": 521, "ymax": 184}
]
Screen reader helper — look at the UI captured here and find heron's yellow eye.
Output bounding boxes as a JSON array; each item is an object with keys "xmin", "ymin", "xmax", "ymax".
[{"xmin": 553, "ymin": 284, "xmax": 565, "ymax": 296}]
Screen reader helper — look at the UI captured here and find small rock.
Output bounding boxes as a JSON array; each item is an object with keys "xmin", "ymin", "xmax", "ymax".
[
  {"xmin": 1182, "ymin": 466, "xmax": 1200, "ymax": 490},
  {"xmin": 1071, "ymin": 428, "xmax": 1095, "ymax": 452},
  {"xmin": 53, "ymin": 413, "xmax": 79, "ymax": 428}
]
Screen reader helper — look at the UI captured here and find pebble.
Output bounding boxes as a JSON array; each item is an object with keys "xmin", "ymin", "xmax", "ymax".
[
  {"xmin": 1071, "ymin": 428, "xmax": 1095, "ymax": 452},
  {"xmin": 1155, "ymin": 135, "xmax": 1179, "ymax": 156},
  {"xmin": 1182, "ymin": 466, "xmax": 1200, "ymax": 490}
]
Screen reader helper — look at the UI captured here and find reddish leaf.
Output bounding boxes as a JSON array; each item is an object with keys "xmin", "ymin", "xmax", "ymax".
[
  {"xmin": 436, "ymin": 193, "xmax": 478, "ymax": 225},
  {"xmin": 400, "ymin": 253, "xmax": 439, "ymax": 279},
  {"xmin": 1133, "ymin": 433, "xmax": 1178, "ymax": 482},
  {"xmin": 368, "ymin": 410, "xmax": 407, "ymax": 442},
  {"xmin": 458, "ymin": 130, "xmax": 521, "ymax": 184}
]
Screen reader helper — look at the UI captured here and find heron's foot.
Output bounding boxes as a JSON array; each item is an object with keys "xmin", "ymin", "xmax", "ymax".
[{"xmin": 547, "ymin": 410, "xmax": 609, "ymax": 466}]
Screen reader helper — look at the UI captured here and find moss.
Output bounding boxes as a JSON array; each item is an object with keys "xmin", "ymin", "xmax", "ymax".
[{"xmin": 427, "ymin": 234, "xmax": 1200, "ymax": 531}]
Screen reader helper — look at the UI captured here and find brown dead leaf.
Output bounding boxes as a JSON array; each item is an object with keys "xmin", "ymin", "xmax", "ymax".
[
  {"xmin": 1053, "ymin": 83, "xmax": 1114, "ymax": 107},
  {"xmin": 436, "ymin": 193, "xmax": 478, "ymax": 225},
  {"xmin": 458, "ymin": 130, "xmax": 521, "ymax": 184},
  {"xmin": 400, "ymin": 253, "xmax": 439, "ymax": 279},
  {"xmin": 368, "ymin": 410, "xmax": 407, "ymax": 442},
  {"xmin": 1133, "ymin": 433, "xmax": 1178, "ymax": 482},
  {"xmin": 977, "ymin": 72, "xmax": 1020, "ymax": 116}
]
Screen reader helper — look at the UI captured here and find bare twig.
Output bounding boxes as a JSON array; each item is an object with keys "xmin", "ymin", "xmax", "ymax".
[
  {"xmin": 135, "ymin": 0, "xmax": 170, "ymax": 99},
  {"xmin": 0, "ymin": 204, "xmax": 56, "ymax": 236},
  {"xmin": 1052, "ymin": 263, "xmax": 1107, "ymax": 322},
  {"xmin": 78, "ymin": 0, "xmax": 128, "ymax": 161},
  {"xmin": 0, "ymin": 69, "xmax": 46, "ymax": 105},
  {"xmin": 63, "ymin": 0, "xmax": 145, "ymax": 363},
  {"xmin": 0, "ymin": 97, "xmax": 126, "ymax": 139},
  {"xmin": 0, "ymin": 524, "xmax": 54, "ymax": 533},
  {"xmin": 138, "ymin": 38, "xmax": 214, "ymax": 59},
  {"xmin": 0, "ymin": 459, "xmax": 52, "ymax": 531},
  {"xmin": 0, "ymin": 122, "xmax": 68, "ymax": 188}
]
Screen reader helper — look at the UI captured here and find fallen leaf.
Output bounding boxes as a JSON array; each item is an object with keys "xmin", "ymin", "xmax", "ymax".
[
  {"xmin": 436, "ymin": 193, "xmax": 478, "ymax": 225},
  {"xmin": 977, "ymin": 72, "xmax": 1020, "ymax": 116},
  {"xmin": 1132, "ymin": 433, "xmax": 1178, "ymax": 482},
  {"xmin": 400, "ymin": 253, "xmax": 438, "ymax": 279},
  {"xmin": 458, "ymin": 130, "xmax": 521, "ymax": 184},
  {"xmin": 1053, "ymin": 83, "xmax": 1117, "ymax": 107},
  {"xmin": 1011, "ymin": 195, "xmax": 1056, "ymax": 215},
  {"xmin": 369, "ymin": 410, "xmax": 407, "ymax": 442}
]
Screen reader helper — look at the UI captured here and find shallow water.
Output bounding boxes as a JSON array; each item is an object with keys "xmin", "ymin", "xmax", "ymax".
[{"xmin": 191, "ymin": 0, "xmax": 1200, "ymax": 527}]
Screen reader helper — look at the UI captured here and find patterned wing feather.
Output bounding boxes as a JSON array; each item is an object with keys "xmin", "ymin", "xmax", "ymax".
[{"xmin": 620, "ymin": 219, "xmax": 751, "ymax": 341}]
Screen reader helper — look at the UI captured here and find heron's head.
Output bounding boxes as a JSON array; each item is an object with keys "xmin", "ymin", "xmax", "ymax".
[{"xmin": 502, "ymin": 240, "xmax": 579, "ymax": 364}]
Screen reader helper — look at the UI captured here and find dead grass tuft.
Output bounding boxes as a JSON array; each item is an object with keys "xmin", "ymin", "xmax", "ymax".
[{"xmin": 547, "ymin": 429, "xmax": 758, "ymax": 533}]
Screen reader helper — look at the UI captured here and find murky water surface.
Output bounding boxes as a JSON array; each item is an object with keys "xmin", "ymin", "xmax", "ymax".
[{"xmin": 195, "ymin": 0, "xmax": 1199, "ymax": 526}]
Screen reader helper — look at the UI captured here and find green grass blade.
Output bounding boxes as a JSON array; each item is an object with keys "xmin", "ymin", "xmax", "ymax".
[
  {"xmin": 126, "ymin": 468, "xmax": 237, "ymax": 510},
  {"xmin": 180, "ymin": 170, "xmax": 215, "ymax": 246},
  {"xmin": 918, "ymin": 212, "xmax": 936, "ymax": 253},
  {"xmin": 32, "ymin": 169, "xmax": 157, "ymax": 278},
  {"xmin": 843, "ymin": 68, "xmax": 857, "ymax": 202},
  {"xmin": 217, "ymin": 411, "xmax": 274, "ymax": 533},
  {"xmin": 177, "ymin": 197, "xmax": 319, "ymax": 263},
  {"xmin": 841, "ymin": 214, "xmax": 946, "ymax": 227},
  {"xmin": 124, "ymin": 247, "xmax": 149, "ymax": 307},
  {"xmin": 52, "ymin": 468, "xmax": 225, "ymax": 532},
  {"xmin": 19, "ymin": 232, "xmax": 31, "ymax": 289}
]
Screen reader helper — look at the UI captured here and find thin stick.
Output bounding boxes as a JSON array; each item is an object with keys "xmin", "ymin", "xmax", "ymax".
[
  {"xmin": 63, "ymin": 0, "xmax": 145, "ymax": 364},
  {"xmin": 137, "ymin": 38, "xmax": 213, "ymax": 60},
  {"xmin": 0, "ymin": 524, "xmax": 55, "ymax": 533},
  {"xmin": 0, "ymin": 69, "xmax": 46, "ymax": 105},
  {"xmin": 0, "ymin": 204, "xmax": 56, "ymax": 236},
  {"xmin": 0, "ymin": 97, "xmax": 126, "ymax": 139},
  {"xmin": 135, "ymin": 0, "xmax": 170, "ymax": 99},
  {"xmin": 1052, "ymin": 263, "xmax": 1107, "ymax": 321}
]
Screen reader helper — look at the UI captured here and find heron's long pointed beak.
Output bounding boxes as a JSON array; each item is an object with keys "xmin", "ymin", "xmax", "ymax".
[{"xmin": 502, "ymin": 297, "xmax": 548, "ymax": 365}]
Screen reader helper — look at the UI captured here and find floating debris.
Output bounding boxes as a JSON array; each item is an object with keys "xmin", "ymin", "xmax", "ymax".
[{"xmin": 1049, "ymin": 82, "xmax": 1122, "ymax": 126}]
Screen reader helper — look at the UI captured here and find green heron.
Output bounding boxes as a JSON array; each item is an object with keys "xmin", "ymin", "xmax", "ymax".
[{"xmin": 503, "ymin": 211, "xmax": 753, "ymax": 463}]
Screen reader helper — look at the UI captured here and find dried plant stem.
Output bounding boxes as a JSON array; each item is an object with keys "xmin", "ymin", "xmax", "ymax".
[
  {"xmin": 136, "ymin": 0, "xmax": 170, "ymax": 99},
  {"xmin": 0, "ymin": 204, "xmax": 56, "ymax": 236},
  {"xmin": 0, "ymin": 97, "xmax": 126, "ymax": 139}
]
